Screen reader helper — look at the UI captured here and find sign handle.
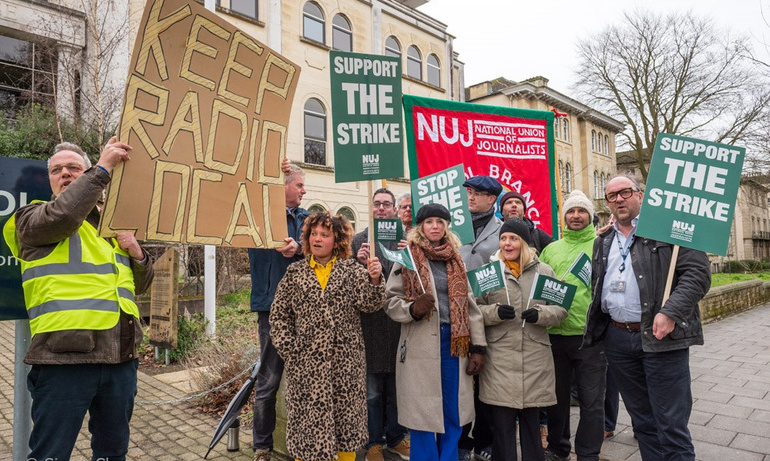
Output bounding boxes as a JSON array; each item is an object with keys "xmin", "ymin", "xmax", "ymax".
[
  {"xmin": 661, "ymin": 245, "xmax": 680, "ymax": 306},
  {"xmin": 405, "ymin": 245, "xmax": 426, "ymax": 293},
  {"xmin": 499, "ymin": 260, "xmax": 511, "ymax": 305},
  {"xmin": 367, "ymin": 180, "xmax": 375, "ymax": 250}
]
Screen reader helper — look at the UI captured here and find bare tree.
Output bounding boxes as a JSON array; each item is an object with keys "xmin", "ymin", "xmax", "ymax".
[{"xmin": 574, "ymin": 10, "xmax": 770, "ymax": 179}]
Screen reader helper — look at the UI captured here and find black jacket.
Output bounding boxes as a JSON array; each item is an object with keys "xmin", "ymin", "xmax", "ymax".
[{"xmin": 582, "ymin": 226, "xmax": 711, "ymax": 352}]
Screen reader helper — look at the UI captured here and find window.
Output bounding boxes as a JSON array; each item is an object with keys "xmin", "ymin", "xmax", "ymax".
[
  {"xmin": 230, "ymin": 0, "xmax": 257, "ymax": 19},
  {"xmin": 565, "ymin": 163, "xmax": 573, "ymax": 192},
  {"xmin": 597, "ymin": 131, "xmax": 603, "ymax": 153},
  {"xmin": 559, "ymin": 161, "xmax": 565, "ymax": 192},
  {"xmin": 0, "ymin": 34, "xmax": 57, "ymax": 117},
  {"xmin": 594, "ymin": 171, "xmax": 600, "ymax": 199},
  {"xmin": 554, "ymin": 118, "xmax": 560, "ymax": 140},
  {"xmin": 385, "ymin": 36, "xmax": 401, "ymax": 58},
  {"xmin": 427, "ymin": 54, "xmax": 440, "ymax": 87},
  {"xmin": 601, "ymin": 173, "xmax": 606, "ymax": 195},
  {"xmin": 304, "ymin": 98, "xmax": 326, "ymax": 165},
  {"xmin": 604, "ymin": 135, "xmax": 609, "ymax": 155},
  {"xmin": 562, "ymin": 118, "xmax": 569, "ymax": 141},
  {"xmin": 302, "ymin": 2, "xmax": 325, "ymax": 44},
  {"xmin": 308, "ymin": 204, "xmax": 326, "ymax": 214},
  {"xmin": 332, "ymin": 14, "xmax": 352, "ymax": 52},
  {"xmin": 406, "ymin": 46, "xmax": 422, "ymax": 79},
  {"xmin": 591, "ymin": 130, "xmax": 596, "ymax": 151},
  {"xmin": 337, "ymin": 206, "xmax": 356, "ymax": 231}
]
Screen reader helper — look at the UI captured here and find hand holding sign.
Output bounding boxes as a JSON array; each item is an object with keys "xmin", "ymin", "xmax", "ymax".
[
  {"xmin": 97, "ymin": 137, "xmax": 132, "ymax": 174},
  {"xmin": 367, "ymin": 256, "xmax": 382, "ymax": 285}
]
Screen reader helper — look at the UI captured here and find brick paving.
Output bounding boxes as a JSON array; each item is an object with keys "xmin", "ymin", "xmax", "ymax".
[{"xmin": 2, "ymin": 304, "xmax": 770, "ymax": 460}]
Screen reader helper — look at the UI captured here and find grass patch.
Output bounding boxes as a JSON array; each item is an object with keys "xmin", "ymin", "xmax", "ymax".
[{"xmin": 711, "ymin": 271, "xmax": 770, "ymax": 288}]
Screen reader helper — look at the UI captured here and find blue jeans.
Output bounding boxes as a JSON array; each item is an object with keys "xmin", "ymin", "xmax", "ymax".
[
  {"xmin": 604, "ymin": 324, "xmax": 695, "ymax": 461},
  {"xmin": 604, "ymin": 365, "xmax": 619, "ymax": 432},
  {"xmin": 366, "ymin": 371, "xmax": 407, "ymax": 448},
  {"xmin": 253, "ymin": 311, "xmax": 285, "ymax": 451},
  {"xmin": 411, "ymin": 324, "xmax": 461, "ymax": 461},
  {"xmin": 27, "ymin": 360, "xmax": 139, "ymax": 461}
]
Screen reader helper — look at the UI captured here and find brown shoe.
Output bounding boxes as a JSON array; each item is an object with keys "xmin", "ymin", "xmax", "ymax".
[
  {"xmin": 254, "ymin": 448, "xmax": 272, "ymax": 461},
  {"xmin": 604, "ymin": 430, "xmax": 615, "ymax": 439},
  {"xmin": 387, "ymin": 439, "xmax": 410, "ymax": 460},
  {"xmin": 540, "ymin": 424, "xmax": 548, "ymax": 449},
  {"xmin": 366, "ymin": 444, "xmax": 385, "ymax": 461}
]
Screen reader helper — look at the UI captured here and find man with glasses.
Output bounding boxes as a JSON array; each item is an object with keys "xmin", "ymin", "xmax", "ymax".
[
  {"xmin": 458, "ymin": 175, "xmax": 502, "ymax": 461},
  {"xmin": 583, "ymin": 175, "xmax": 710, "ymax": 461},
  {"xmin": 352, "ymin": 188, "xmax": 410, "ymax": 461},
  {"xmin": 397, "ymin": 193, "xmax": 413, "ymax": 233}
]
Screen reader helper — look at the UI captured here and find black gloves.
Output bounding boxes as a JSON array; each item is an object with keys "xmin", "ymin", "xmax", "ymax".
[
  {"xmin": 410, "ymin": 293, "xmax": 435, "ymax": 320},
  {"xmin": 465, "ymin": 352, "xmax": 485, "ymax": 375},
  {"xmin": 498, "ymin": 304, "xmax": 516, "ymax": 320},
  {"xmin": 521, "ymin": 308, "xmax": 539, "ymax": 324}
]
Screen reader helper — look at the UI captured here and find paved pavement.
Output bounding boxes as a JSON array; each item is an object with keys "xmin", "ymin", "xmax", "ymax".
[{"xmin": 2, "ymin": 304, "xmax": 770, "ymax": 461}]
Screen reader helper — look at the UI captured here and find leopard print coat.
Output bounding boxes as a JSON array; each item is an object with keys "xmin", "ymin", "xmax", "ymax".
[{"xmin": 270, "ymin": 257, "xmax": 385, "ymax": 461}]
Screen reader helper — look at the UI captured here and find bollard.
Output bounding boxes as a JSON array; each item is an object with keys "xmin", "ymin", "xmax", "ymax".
[{"xmin": 226, "ymin": 417, "xmax": 240, "ymax": 452}]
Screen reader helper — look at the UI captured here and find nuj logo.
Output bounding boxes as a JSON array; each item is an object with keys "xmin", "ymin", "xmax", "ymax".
[
  {"xmin": 378, "ymin": 221, "xmax": 397, "ymax": 231},
  {"xmin": 363, "ymin": 154, "xmax": 379, "ymax": 164},
  {"xmin": 544, "ymin": 279, "xmax": 568, "ymax": 294},
  {"xmin": 672, "ymin": 220, "xmax": 695, "ymax": 232},
  {"xmin": 475, "ymin": 267, "xmax": 495, "ymax": 280}
]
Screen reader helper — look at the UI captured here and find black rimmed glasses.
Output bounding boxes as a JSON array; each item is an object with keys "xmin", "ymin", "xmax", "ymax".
[{"xmin": 605, "ymin": 188, "xmax": 638, "ymax": 203}]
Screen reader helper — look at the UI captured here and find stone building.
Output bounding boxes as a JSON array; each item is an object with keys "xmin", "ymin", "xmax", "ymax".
[{"xmin": 466, "ymin": 76, "xmax": 624, "ymax": 226}]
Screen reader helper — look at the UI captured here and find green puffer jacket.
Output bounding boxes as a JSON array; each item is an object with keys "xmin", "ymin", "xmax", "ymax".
[{"xmin": 539, "ymin": 224, "xmax": 596, "ymax": 336}]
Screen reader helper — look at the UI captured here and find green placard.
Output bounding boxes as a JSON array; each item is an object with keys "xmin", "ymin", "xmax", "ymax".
[
  {"xmin": 566, "ymin": 252, "xmax": 591, "ymax": 287},
  {"xmin": 636, "ymin": 133, "xmax": 744, "ymax": 255},
  {"xmin": 410, "ymin": 164, "xmax": 474, "ymax": 244},
  {"xmin": 468, "ymin": 260, "xmax": 506, "ymax": 297},
  {"xmin": 530, "ymin": 273, "xmax": 576, "ymax": 310},
  {"xmin": 330, "ymin": 51, "xmax": 403, "ymax": 183},
  {"xmin": 378, "ymin": 243, "xmax": 415, "ymax": 271},
  {"xmin": 374, "ymin": 218, "xmax": 403, "ymax": 243}
]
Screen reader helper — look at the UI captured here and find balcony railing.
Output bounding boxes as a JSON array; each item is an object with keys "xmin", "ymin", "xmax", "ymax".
[{"xmin": 752, "ymin": 231, "xmax": 770, "ymax": 240}]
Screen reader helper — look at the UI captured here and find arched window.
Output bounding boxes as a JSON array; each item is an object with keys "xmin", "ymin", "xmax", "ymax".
[
  {"xmin": 231, "ymin": 0, "xmax": 257, "ymax": 19},
  {"xmin": 307, "ymin": 204, "xmax": 326, "ymax": 214},
  {"xmin": 604, "ymin": 135, "xmax": 609, "ymax": 155},
  {"xmin": 591, "ymin": 130, "xmax": 596, "ymax": 151},
  {"xmin": 559, "ymin": 161, "xmax": 565, "ymax": 192},
  {"xmin": 385, "ymin": 36, "xmax": 401, "ymax": 58},
  {"xmin": 304, "ymin": 98, "xmax": 326, "ymax": 165},
  {"xmin": 406, "ymin": 45, "xmax": 422, "ymax": 79},
  {"xmin": 594, "ymin": 171, "xmax": 600, "ymax": 199},
  {"xmin": 337, "ymin": 206, "xmax": 356, "ymax": 231},
  {"xmin": 302, "ymin": 2, "xmax": 325, "ymax": 44},
  {"xmin": 601, "ymin": 173, "xmax": 606, "ymax": 195},
  {"xmin": 554, "ymin": 118, "xmax": 560, "ymax": 140},
  {"xmin": 427, "ymin": 53, "xmax": 440, "ymax": 87},
  {"xmin": 565, "ymin": 162, "xmax": 573, "ymax": 192},
  {"xmin": 562, "ymin": 118, "xmax": 569, "ymax": 141},
  {"xmin": 597, "ymin": 132, "xmax": 603, "ymax": 153},
  {"xmin": 332, "ymin": 14, "xmax": 352, "ymax": 52}
]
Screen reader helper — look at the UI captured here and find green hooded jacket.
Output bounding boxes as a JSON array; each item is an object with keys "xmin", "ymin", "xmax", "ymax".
[{"xmin": 539, "ymin": 223, "xmax": 596, "ymax": 336}]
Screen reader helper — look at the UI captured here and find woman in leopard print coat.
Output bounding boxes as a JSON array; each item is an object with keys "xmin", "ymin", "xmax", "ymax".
[{"xmin": 270, "ymin": 212, "xmax": 385, "ymax": 461}]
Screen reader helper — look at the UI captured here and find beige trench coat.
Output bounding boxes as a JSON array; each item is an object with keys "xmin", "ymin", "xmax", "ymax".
[
  {"xmin": 384, "ymin": 261, "xmax": 487, "ymax": 434},
  {"xmin": 476, "ymin": 255, "xmax": 567, "ymax": 409}
]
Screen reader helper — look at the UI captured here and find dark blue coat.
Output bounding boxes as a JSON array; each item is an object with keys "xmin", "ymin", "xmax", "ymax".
[{"xmin": 248, "ymin": 206, "xmax": 309, "ymax": 312}]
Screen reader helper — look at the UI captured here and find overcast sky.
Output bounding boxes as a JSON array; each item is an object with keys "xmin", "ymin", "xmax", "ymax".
[{"xmin": 418, "ymin": 0, "xmax": 770, "ymax": 95}]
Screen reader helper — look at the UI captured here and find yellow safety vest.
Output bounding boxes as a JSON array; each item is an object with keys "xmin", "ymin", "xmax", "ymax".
[{"xmin": 3, "ymin": 204, "xmax": 140, "ymax": 337}]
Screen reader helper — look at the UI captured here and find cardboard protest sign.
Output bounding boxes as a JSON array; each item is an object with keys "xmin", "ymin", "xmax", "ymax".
[
  {"xmin": 374, "ymin": 218, "xmax": 403, "ymax": 243},
  {"xmin": 530, "ymin": 273, "xmax": 576, "ymax": 310},
  {"xmin": 636, "ymin": 133, "xmax": 744, "ymax": 255},
  {"xmin": 99, "ymin": 0, "xmax": 301, "ymax": 248},
  {"xmin": 330, "ymin": 51, "xmax": 403, "ymax": 182},
  {"xmin": 566, "ymin": 252, "xmax": 591, "ymax": 287},
  {"xmin": 0, "ymin": 157, "xmax": 52, "ymax": 320},
  {"xmin": 378, "ymin": 243, "xmax": 415, "ymax": 271},
  {"xmin": 468, "ymin": 261, "xmax": 506, "ymax": 297},
  {"xmin": 402, "ymin": 95, "xmax": 557, "ymax": 236},
  {"xmin": 410, "ymin": 164, "xmax": 474, "ymax": 244}
]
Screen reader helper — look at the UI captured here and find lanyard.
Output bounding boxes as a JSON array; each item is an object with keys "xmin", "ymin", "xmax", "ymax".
[{"xmin": 615, "ymin": 231, "xmax": 634, "ymax": 273}]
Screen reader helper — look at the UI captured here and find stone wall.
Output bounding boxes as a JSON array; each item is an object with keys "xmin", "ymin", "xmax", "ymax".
[{"xmin": 699, "ymin": 280, "xmax": 770, "ymax": 322}]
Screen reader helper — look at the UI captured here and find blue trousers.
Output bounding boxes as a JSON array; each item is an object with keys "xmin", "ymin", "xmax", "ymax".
[
  {"xmin": 27, "ymin": 360, "xmax": 139, "ymax": 461},
  {"xmin": 411, "ymin": 324, "xmax": 461, "ymax": 461},
  {"xmin": 604, "ymin": 325, "xmax": 695, "ymax": 461},
  {"xmin": 253, "ymin": 311, "xmax": 285, "ymax": 451},
  {"xmin": 366, "ymin": 371, "xmax": 407, "ymax": 448},
  {"xmin": 604, "ymin": 364, "xmax": 619, "ymax": 433}
]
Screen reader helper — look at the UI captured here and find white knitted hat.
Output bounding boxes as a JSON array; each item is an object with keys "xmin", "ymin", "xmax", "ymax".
[{"xmin": 563, "ymin": 190, "xmax": 595, "ymax": 219}]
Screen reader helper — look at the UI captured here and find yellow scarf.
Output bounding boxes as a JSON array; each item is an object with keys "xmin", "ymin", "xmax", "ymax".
[
  {"xmin": 504, "ymin": 258, "xmax": 521, "ymax": 277},
  {"xmin": 309, "ymin": 255, "xmax": 337, "ymax": 290}
]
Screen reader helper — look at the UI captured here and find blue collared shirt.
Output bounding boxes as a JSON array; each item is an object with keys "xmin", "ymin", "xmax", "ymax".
[{"xmin": 601, "ymin": 217, "xmax": 642, "ymax": 323}]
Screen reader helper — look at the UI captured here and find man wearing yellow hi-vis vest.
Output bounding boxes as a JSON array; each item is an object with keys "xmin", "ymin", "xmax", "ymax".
[{"xmin": 3, "ymin": 138, "xmax": 154, "ymax": 461}]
